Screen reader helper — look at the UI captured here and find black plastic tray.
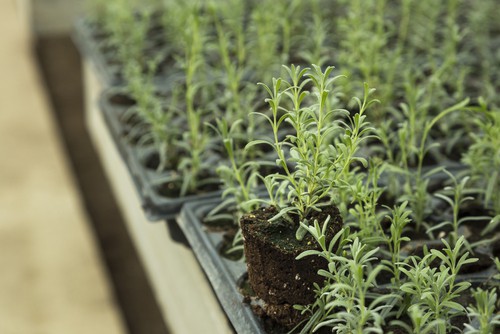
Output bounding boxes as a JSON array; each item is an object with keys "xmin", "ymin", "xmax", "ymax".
[
  {"xmin": 126, "ymin": 145, "xmax": 223, "ymax": 220},
  {"xmin": 177, "ymin": 197, "xmax": 498, "ymax": 334}
]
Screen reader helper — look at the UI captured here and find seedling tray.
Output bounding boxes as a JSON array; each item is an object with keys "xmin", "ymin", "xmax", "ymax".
[
  {"xmin": 126, "ymin": 145, "xmax": 223, "ymax": 220},
  {"xmin": 177, "ymin": 197, "xmax": 499, "ymax": 334}
]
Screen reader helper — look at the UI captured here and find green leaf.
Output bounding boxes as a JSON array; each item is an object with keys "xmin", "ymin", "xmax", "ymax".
[
  {"xmin": 296, "ymin": 225, "xmax": 308, "ymax": 241},
  {"xmin": 441, "ymin": 301, "xmax": 465, "ymax": 312},
  {"xmin": 268, "ymin": 206, "xmax": 296, "ymax": 222},
  {"xmin": 245, "ymin": 139, "xmax": 274, "ymax": 151},
  {"xmin": 296, "ymin": 249, "xmax": 322, "ymax": 260},
  {"xmin": 482, "ymin": 215, "xmax": 500, "ymax": 235}
]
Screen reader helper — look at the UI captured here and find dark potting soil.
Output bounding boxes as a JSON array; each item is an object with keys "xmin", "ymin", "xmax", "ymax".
[
  {"xmin": 239, "ymin": 273, "xmax": 323, "ymax": 334},
  {"xmin": 202, "ymin": 216, "xmax": 236, "ymax": 233},
  {"xmin": 154, "ymin": 181, "xmax": 183, "ymax": 198},
  {"xmin": 240, "ymin": 205, "xmax": 343, "ymax": 328},
  {"xmin": 461, "ymin": 221, "xmax": 497, "ymax": 245},
  {"xmin": 382, "ymin": 325, "xmax": 407, "ymax": 334},
  {"xmin": 201, "ymin": 210, "xmax": 246, "ymax": 260},
  {"xmin": 154, "ymin": 173, "xmax": 220, "ymax": 198},
  {"xmin": 491, "ymin": 239, "xmax": 500, "ymax": 258},
  {"xmin": 458, "ymin": 201, "xmax": 497, "ymax": 241},
  {"xmin": 241, "ymin": 205, "xmax": 343, "ymax": 253},
  {"xmin": 109, "ymin": 93, "xmax": 136, "ymax": 106},
  {"xmin": 260, "ymin": 303, "xmax": 306, "ymax": 332},
  {"xmin": 144, "ymin": 152, "xmax": 177, "ymax": 171},
  {"xmin": 121, "ymin": 113, "xmax": 142, "ymax": 130},
  {"xmin": 459, "ymin": 251, "xmax": 492, "ymax": 274}
]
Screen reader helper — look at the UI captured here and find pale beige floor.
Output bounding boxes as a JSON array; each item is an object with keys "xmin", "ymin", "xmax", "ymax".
[{"xmin": 0, "ymin": 1, "xmax": 125, "ymax": 333}]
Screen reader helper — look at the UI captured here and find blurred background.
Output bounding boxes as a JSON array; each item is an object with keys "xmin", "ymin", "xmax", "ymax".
[{"xmin": 0, "ymin": 1, "xmax": 168, "ymax": 333}]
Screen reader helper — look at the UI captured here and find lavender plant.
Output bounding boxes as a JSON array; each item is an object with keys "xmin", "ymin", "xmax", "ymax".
[
  {"xmin": 386, "ymin": 98, "xmax": 470, "ymax": 233},
  {"xmin": 382, "ymin": 202, "xmax": 412, "ymax": 287},
  {"xmin": 296, "ymin": 227, "xmax": 398, "ymax": 334},
  {"xmin": 345, "ymin": 160, "xmax": 386, "ymax": 246},
  {"xmin": 246, "ymin": 0, "xmax": 282, "ymax": 79},
  {"xmin": 464, "ymin": 0, "xmax": 500, "ymax": 103},
  {"xmin": 82, "ymin": 2, "xmax": 500, "ymax": 331},
  {"xmin": 297, "ymin": 2, "xmax": 330, "ymax": 67},
  {"xmin": 204, "ymin": 118, "xmax": 266, "ymax": 256},
  {"xmin": 391, "ymin": 305, "xmax": 446, "ymax": 334},
  {"xmin": 208, "ymin": 0, "xmax": 248, "ymax": 123},
  {"xmin": 431, "ymin": 172, "xmax": 493, "ymax": 247},
  {"xmin": 464, "ymin": 288, "xmax": 500, "ymax": 334},
  {"xmin": 247, "ymin": 64, "xmax": 376, "ymax": 239},
  {"xmin": 463, "ymin": 101, "xmax": 500, "ymax": 217},
  {"xmin": 399, "ymin": 237, "xmax": 478, "ymax": 334},
  {"xmin": 494, "ymin": 258, "xmax": 500, "ymax": 280},
  {"xmin": 175, "ymin": 7, "xmax": 217, "ymax": 196},
  {"xmin": 122, "ymin": 59, "xmax": 178, "ymax": 171},
  {"xmin": 100, "ymin": 0, "xmax": 153, "ymax": 67}
]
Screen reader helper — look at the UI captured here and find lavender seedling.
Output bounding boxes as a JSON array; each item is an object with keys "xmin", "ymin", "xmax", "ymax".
[
  {"xmin": 298, "ymin": 2, "xmax": 330, "ymax": 67},
  {"xmin": 382, "ymin": 201, "xmax": 412, "ymax": 287},
  {"xmin": 209, "ymin": 0, "xmax": 247, "ymax": 123},
  {"xmin": 463, "ymin": 101, "xmax": 500, "ymax": 217},
  {"xmin": 346, "ymin": 159, "xmax": 386, "ymax": 246},
  {"xmin": 432, "ymin": 172, "xmax": 493, "ymax": 248},
  {"xmin": 247, "ymin": 64, "xmax": 376, "ymax": 239},
  {"xmin": 296, "ymin": 232, "xmax": 398, "ymax": 334},
  {"xmin": 175, "ymin": 8, "xmax": 216, "ymax": 196},
  {"xmin": 205, "ymin": 118, "xmax": 265, "ymax": 256},
  {"xmin": 246, "ymin": 0, "xmax": 282, "ymax": 79},
  {"xmin": 399, "ymin": 237, "xmax": 478, "ymax": 334},
  {"xmin": 397, "ymin": 98, "xmax": 470, "ymax": 233},
  {"xmin": 391, "ymin": 305, "xmax": 446, "ymax": 334},
  {"xmin": 101, "ymin": 0, "xmax": 153, "ymax": 67},
  {"xmin": 122, "ymin": 59, "xmax": 178, "ymax": 171},
  {"xmin": 494, "ymin": 257, "xmax": 500, "ymax": 280},
  {"xmin": 464, "ymin": 288, "xmax": 500, "ymax": 334}
]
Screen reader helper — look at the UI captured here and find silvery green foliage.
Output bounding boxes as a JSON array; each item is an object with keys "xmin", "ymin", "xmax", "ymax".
[
  {"xmin": 175, "ymin": 6, "xmax": 216, "ymax": 196},
  {"xmin": 391, "ymin": 305, "xmax": 446, "ymax": 334},
  {"xmin": 463, "ymin": 100, "xmax": 500, "ymax": 217},
  {"xmin": 463, "ymin": 288, "xmax": 500, "ymax": 334},
  {"xmin": 295, "ymin": 224, "xmax": 398, "ymax": 334},
  {"xmin": 344, "ymin": 159, "xmax": 386, "ymax": 246},
  {"xmin": 205, "ymin": 119, "xmax": 260, "ymax": 256},
  {"xmin": 122, "ymin": 60, "xmax": 178, "ymax": 172},
  {"xmin": 431, "ymin": 173, "xmax": 491, "ymax": 247},
  {"xmin": 398, "ymin": 237, "xmax": 477, "ymax": 334},
  {"xmin": 394, "ymin": 98, "xmax": 470, "ymax": 233},
  {"xmin": 96, "ymin": 0, "xmax": 158, "ymax": 66},
  {"xmin": 380, "ymin": 201, "xmax": 412, "ymax": 287},
  {"xmin": 494, "ymin": 258, "xmax": 500, "ymax": 281},
  {"xmin": 205, "ymin": 119, "xmax": 261, "ymax": 222},
  {"xmin": 247, "ymin": 64, "xmax": 377, "ymax": 239}
]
